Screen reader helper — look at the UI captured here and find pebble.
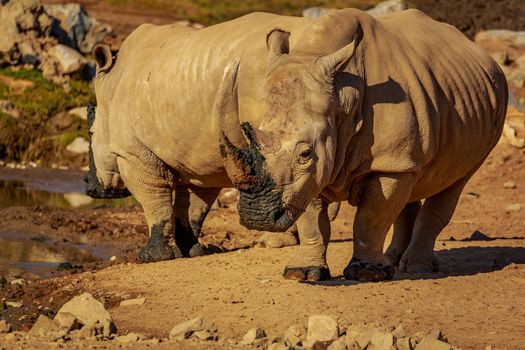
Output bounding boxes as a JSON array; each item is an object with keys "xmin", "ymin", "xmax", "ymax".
[
  {"xmin": 0, "ymin": 320, "xmax": 11, "ymax": 333},
  {"xmin": 307, "ymin": 315, "xmax": 339, "ymax": 343},
  {"xmin": 119, "ymin": 297, "xmax": 146, "ymax": 307},
  {"xmin": 10, "ymin": 279, "xmax": 25, "ymax": 285},
  {"xmin": 503, "ymin": 181, "xmax": 517, "ymax": 189},
  {"xmin": 169, "ymin": 316, "xmax": 216, "ymax": 341},
  {"xmin": 327, "ymin": 339, "xmax": 348, "ymax": 350},
  {"xmin": 505, "ymin": 203, "xmax": 522, "ymax": 211},
  {"xmin": 241, "ymin": 327, "xmax": 266, "ymax": 345},
  {"xmin": 5, "ymin": 301, "xmax": 23, "ymax": 308},
  {"xmin": 284, "ymin": 324, "xmax": 307, "ymax": 346},
  {"xmin": 116, "ymin": 332, "xmax": 142, "ymax": 343},
  {"xmin": 110, "ymin": 256, "xmax": 117, "ymax": 261}
]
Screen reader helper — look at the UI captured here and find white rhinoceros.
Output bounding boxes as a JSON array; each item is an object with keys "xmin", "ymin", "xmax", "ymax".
[{"xmin": 88, "ymin": 9, "xmax": 507, "ymax": 282}]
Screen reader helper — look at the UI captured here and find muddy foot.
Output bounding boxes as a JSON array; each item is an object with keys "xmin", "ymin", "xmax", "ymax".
[
  {"xmin": 138, "ymin": 233, "xmax": 174, "ymax": 263},
  {"xmin": 283, "ymin": 266, "xmax": 331, "ymax": 281},
  {"xmin": 188, "ymin": 243, "xmax": 222, "ymax": 257},
  {"xmin": 343, "ymin": 258, "xmax": 395, "ymax": 282}
]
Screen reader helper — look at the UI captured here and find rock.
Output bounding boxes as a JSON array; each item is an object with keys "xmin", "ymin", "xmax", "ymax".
[
  {"xmin": 391, "ymin": 325, "xmax": 405, "ymax": 339},
  {"xmin": 48, "ymin": 44, "xmax": 86, "ymax": 74},
  {"xmin": 327, "ymin": 339, "xmax": 347, "ymax": 350},
  {"xmin": 284, "ymin": 324, "xmax": 307, "ymax": 346},
  {"xmin": 28, "ymin": 315, "xmax": 67, "ymax": 341},
  {"xmin": 302, "ymin": 7, "xmax": 335, "ymax": 19},
  {"xmin": 53, "ymin": 311, "xmax": 82, "ymax": 331},
  {"xmin": 57, "ymin": 262, "xmax": 73, "ymax": 270},
  {"xmin": 48, "ymin": 111, "xmax": 75, "ymax": 130},
  {"xmin": 0, "ymin": 100, "xmax": 22, "ymax": 118},
  {"xmin": 116, "ymin": 332, "xmax": 142, "ymax": 343},
  {"xmin": 268, "ymin": 343, "xmax": 291, "ymax": 350},
  {"xmin": 256, "ymin": 232, "xmax": 298, "ymax": 248},
  {"xmin": 501, "ymin": 123, "xmax": 525, "ymax": 148},
  {"xmin": 241, "ymin": 327, "xmax": 266, "ymax": 345},
  {"xmin": 475, "ymin": 30, "xmax": 525, "ymax": 46},
  {"xmin": 66, "ymin": 136, "xmax": 89, "ymax": 154},
  {"xmin": 467, "ymin": 230, "xmax": 492, "ymax": 241},
  {"xmin": 504, "ymin": 181, "xmax": 517, "ymax": 189},
  {"xmin": 5, "ymin": 301, "xmax": 23, "ymax": 308},
  {"xmin": 505, "ymin": 203, "xmax": 522, "ymax": 211},
  {"xmin": 192, "ymin": 329, "xmax": 217, "ymax": 341},
  {"xmin": 68, "ymin": 106, "xmax": 88, "ymax": 120},
  {"xmin": 367, "ymin": 0, "xmax": 408, "ymax": 17},
  {"xmin": 10, "ymin": 278, "xmax": 24, "ymax": 285},
  {"xmin": 368, "ymin": 330, "xmax": 395, "ymax": 350},
  {"xmin": 0, "ymin": 320, "xmax": 11, "ymax": 333},
  {"xmin": 169, "ymin": 316, "xmax": 216, "ymax": 341},
  {"xmin": 307, "ymin": 315, "xmax": 339, "ymax": 343},
  {"xmin": 415, "ymin": 336, "xmax": 451, "ymax": 350},
  {"xmin": 119, "ymin": 297, "xmax": 146, "ymax": 307},
  {"xmin": 63, "ymin": 193, "xmax": 93, "ymax": 208},
  {"xmin": 56, "ymin": 292, "xmax": 115, "ymax": 337},
  {"xmin": 216, "ymin": 188, "xmax": 239, "ymax": 208},
  {"xmin": 44, "ymin": 3, "xmax": 112, "ymax": 54},
  {"xmin": 397, "ymin": 337, "xmax": 414, "ymax": 350}
]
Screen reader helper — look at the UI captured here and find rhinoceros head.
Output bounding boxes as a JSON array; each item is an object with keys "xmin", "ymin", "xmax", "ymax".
[{"xmin": 218, "ymin": 29, "xmax": 358, "ymax": 231}]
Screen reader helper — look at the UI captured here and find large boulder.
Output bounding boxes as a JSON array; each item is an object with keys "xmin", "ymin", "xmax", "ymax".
[
  {"xmin": 48, "ymin": 44, "xmax": 86, "ymax": 74},
  {"xmin": 44, "ymin": 3, "xmax": 112, "ymax": 54}
]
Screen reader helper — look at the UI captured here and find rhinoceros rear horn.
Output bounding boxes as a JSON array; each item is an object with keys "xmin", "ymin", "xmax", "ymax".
[
  {"xmin": 92, "ymin": 43, "xmax": 113, "ymax": 73},
  {"xmin": 216, "ymin": 59, "xmax": 258, "ymax": 190},
  {"xmin": 315, "ymin": 39, "xmax": 357, "ymax": 76}
]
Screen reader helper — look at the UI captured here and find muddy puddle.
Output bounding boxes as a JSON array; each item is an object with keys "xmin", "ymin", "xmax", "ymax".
[{"xmin": 0, "ymin": 168, "xmax": 136, "ymax": 279}]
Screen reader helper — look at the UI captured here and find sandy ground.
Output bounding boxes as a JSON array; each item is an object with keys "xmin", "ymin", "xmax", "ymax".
[{"xmin": 0, "ymin": 143, "xmax": 524, "ymax": 349}]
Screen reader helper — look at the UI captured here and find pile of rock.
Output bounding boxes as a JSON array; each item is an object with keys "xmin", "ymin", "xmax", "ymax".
[
  {"xmin": 303, "ymin": 0, "xmax": 407, "ymax": 19},
  {"xmin": 475, "ymin": 30, "xmax": 525, "ymax": 149},
  {"xmin": 0, "ymin": 0, "xmax": 112, "ymax": 85}
]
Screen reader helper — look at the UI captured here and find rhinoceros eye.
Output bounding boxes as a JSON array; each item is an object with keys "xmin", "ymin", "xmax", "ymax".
[{"xmin": 298, "ymin": 148, "xmax": 312, "ymax": 165}]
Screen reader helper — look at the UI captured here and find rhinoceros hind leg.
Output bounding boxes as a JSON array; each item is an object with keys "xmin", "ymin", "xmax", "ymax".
[
  {"xmin": 283, "ymin": 266, "xmax": 331, "ymax": 281},
  {"xmin": 399, "ymin": 176, "xmax": 469, "ymax": 274},
  {"xmin": 283, "ymin": 197, "xmax": 331, "ymax": 281},
  {"xmin": 384, "ymin": 201, "xmax": 422, "ymax": 266},
  {"xmin": 138, "ymin": 221, "xmax": 175, "ymax": 263},
  {"xmin": 343, "ymin": 258, "xmax": 395, "ymax": 281},
  {"xmin": 174, "ymin": 186, "xmax": 221, "ymax": 257}
]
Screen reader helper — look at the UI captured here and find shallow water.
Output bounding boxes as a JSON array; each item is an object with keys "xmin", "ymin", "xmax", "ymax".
[{"xmin": 0, "ymin": 168, "xmax": 135, "ymax": 279}]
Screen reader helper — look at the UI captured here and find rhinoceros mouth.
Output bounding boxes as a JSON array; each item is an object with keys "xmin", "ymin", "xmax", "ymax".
[{"xmin": 85, "ymin": 104, "xmax": 131, "ymax": 199}]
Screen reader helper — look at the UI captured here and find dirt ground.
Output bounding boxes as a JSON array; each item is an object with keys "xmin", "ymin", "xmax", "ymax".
[{"xmin": 0, "ymin": 142, "xmax": 524, "ymax": 349}]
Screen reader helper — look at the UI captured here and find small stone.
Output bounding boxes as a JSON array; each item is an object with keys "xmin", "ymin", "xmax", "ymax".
[
  {"xmin": 10, "ymin": 279, "xmax": 25, "ymax": 285},
  {"xmin": 119, "ymin": 297, "xmax": 146, "ymax": 307},
  {"xmin": 241, "ymin": 327, "xmax": 266, "ymax": 345},
  {"xmin": 397, "ymin": 337, "xmax": 413, "ymax": 350},
  {"xmin": 56, "ymin": 292, "xmax": 115, "ymax": 337},
  {"xmin": 392, "ymin": 325, "xmax": 405, "ymax": 338},
  {"xmin": 110, "ymin": 256, "xmax": 117, "ymax": 261},
  {"xmin": 327, "ymin": 339, "xmax": 347, "ymax": 350},
  {"xmin": 29, "ymin": 315, "xmax": 66, "ymax": 341},
  {"xmin": 284, "ymin": 324, "xmax": 307, "ymax": 346},
  {"xmin": 503, "ymin": 181, "xmax": 517, "ymax": 189},
  {"xmin": 428, "ymin": 329, "xmax": 447, "ymax": 342},
  {"xmin": 68, "ymin": 106, "xmax": 88, "ymax": 120},
  {"xmin": 0, "ymin": 320, "xmax": 11, "ymax": 333},
  {"xmin": 66, "ymin": 137, "xmax": 89, "ymax": 154},
  {"xmin": 505, "ymin": 203, "xmax": 521, "ymax": 211},
  {"xmin": 307, "ymin": 315, "xmax": 339, "ymax": 343},
  {"xmin": 5, "ymin": 301, "xmax": 23, "ymax": 308},
  {"xmin": 255, "ymin": 232, "xmax": 298, "ymax": 248},
  {"xmin": 192, "ymin": 330, "xmax": 216, "ymax": 341},
  {"xmin": 48, "ymin": 44, "xmax": 87, "ymax": 74},
  {"xmin": 169, "ymin": 316, "xmax": 216, "ymax": 341},
  {"xmin": 268, "ymin": 343, "xmax": 291, "ymax": 350},
  {"xmin": 369, "ymin": 330, "xmax": 394, "ymax": 350},
  {"xmin": 468, "ymin": 231, "xmax": 492, "ymax": 241},
  {"xmin": 415, "ymin": 336, "xmax": 451, "ymax": 350},
  {"xmin": 116, "ymin": 332, "xmax": 141, "ymax": 343},
  {"xmin": 57, "ymin": 262, "xmax": 73, "ymax": 271}
]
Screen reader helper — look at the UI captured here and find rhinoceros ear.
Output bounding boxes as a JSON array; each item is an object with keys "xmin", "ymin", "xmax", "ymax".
[
  {"xmin": 92, "ymin": 43, "xmax": 113, "ymax": 73},
  {"xmin": 315, "ymin": 40, "xmax": 357, "ymax": 76},
  {"xmin": 266, "ymin": 29, "xmax": 290, "ymax": 67}
]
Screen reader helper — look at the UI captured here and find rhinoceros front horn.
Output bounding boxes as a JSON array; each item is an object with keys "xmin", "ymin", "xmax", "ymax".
[{"xmin": 216, "ymin": 59, "xmax": 258, "ymax": 190}]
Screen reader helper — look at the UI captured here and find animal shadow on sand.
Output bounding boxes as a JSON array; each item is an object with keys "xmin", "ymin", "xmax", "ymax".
[{"xmin": 303, "ymin": 245, "xmax": 525, "ymax": 286}]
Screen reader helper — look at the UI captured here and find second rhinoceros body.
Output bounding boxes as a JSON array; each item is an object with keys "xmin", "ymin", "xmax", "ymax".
[{"xmin": 88, "ymin": 9, "xmax": 507, "ymax": 281}]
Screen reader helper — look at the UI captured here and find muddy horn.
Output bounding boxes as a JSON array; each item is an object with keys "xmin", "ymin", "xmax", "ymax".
[{"xmin": 216, "ymin": 59, "xmax": 258, "ymax": 190}]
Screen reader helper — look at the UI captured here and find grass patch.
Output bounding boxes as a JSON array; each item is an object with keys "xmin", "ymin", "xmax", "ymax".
[
  {"xmin": 104, "ymin": 0, "xmax": 381, "ymax": 25},
  {"xmin": 0, "ymin": 67, "xmax": 94, "ymax": 163}
]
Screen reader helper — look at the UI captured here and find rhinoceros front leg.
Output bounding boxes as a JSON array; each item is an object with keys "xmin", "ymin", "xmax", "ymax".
[
  {"xmin": 344, "ymin": 173, "xmax": 415, "ymax": 282},
  {"xmin": 399, "ymin": 176, "xmax": 469, "ymax": 273},
  {"xmin": 174, "ymin": 185, "xmax": 221, "ymax": 257},
  {"xmin": 117, "ymin": 157, "xmax": 176, "ymax": 263},
  {"xmin": 283, "ymin": 197, "xmax": 331, "ymax": 281},
  {"xmin": 384, "ymin": 201, "xmax": 422, "ymax": 266}
]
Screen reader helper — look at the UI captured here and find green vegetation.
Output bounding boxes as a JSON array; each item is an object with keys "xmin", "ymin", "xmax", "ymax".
[
  {"xmin": 0, "ymin": 68, "xmax": 94, "ymax": 164},
  {"xmin": 105, "ymin": 0, "xmax": 381, "ymax": 25}
]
